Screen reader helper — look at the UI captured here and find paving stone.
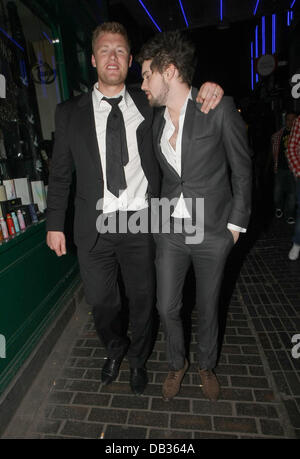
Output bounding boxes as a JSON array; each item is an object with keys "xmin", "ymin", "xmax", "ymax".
[
  {"xmin": 192, "ymin": 400, "xmax": 233, "ymax": 416},
  {"xmin": 170, "ymin": 414, "xmax": 212, "ymax": 431},
  {"xmin": 88, "ymin": 408, "xmax": 127, "ymax": 424},
  {"xmin": 128, "ymin": 411, "xmax": 169, "ymax": 428},
  {"xmin": 230, "ymin": 376, "xmax": 269, "ymax": 389},
  {"xmin": 35, "ymin": 420, "xmax": 62, "ymax": 435},
  {"xmin": 50, "ymin": 405, "xmax": 88, "ymax": 420},
  {"xmin": 150, "ymin": 397, "xmax": 189, "ymax": 413},
  {"xmin": 148, "ymin": 429, "xmax": 193, "ymax": 439},
  {"xmin": 60, "ymin": 420, "xmax": 104, "ymax": 439},
  {"xmin": 260, "ymin": 419, "xmax": 284, "ymax": 436},
  {"xmin": 105, "ymin": 425, "xmax": 147, "ymax": 439},
  {"xmin": 48, "ymin": 391, "xmax": 74, "ymax": 405},
  {"xmin": 236, "ymin": 402, "xmax": 279, "ymax": 418},
  {"xmin": 112, "ymin": 395, "xmax": 149, "ymax": 410},
  {"xmin": 72, "ymin": 393, "xmax": 111, "ymax": 407},
  {"xmin": 283, "ymin": 400, "xmax": 300, "ymax": 429},
  {"xmin": 213, "ymin": 416, "xmax": 257, "ymax": 434}
]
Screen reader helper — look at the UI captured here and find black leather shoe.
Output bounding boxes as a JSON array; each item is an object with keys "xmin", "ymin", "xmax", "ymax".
[
  {"xmin": 101, "ymin": 358, "xmax": 122, "ymax": 385},
  {"xmin": 130, "ymin": 368, "xmax": 148, "ymax": 396}
]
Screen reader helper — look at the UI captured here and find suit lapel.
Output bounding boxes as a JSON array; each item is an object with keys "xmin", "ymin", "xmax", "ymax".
[
  {"xmin": 181, "ymin": 87, "xmax": 205, "ymax": 176},
  {"xmin": 77, "ymin": 91, "xmax": 103, "ymax": 181}
]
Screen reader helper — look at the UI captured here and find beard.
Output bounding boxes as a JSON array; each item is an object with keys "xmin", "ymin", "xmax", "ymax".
[{"xmin": 149, "ymin": 80, "xmax": 170, "ymax": 107}]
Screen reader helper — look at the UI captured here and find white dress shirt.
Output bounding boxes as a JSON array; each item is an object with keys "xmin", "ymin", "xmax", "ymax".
[
  {"xmin": 92, "ymin": 83, "xmax": 149, "ymax": 213},
  {"xmin": 161, "ymin": 90, "xmax": 246, "ymax": 232}
]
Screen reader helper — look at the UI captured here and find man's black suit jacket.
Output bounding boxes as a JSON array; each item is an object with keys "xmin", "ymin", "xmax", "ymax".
[{"xmin": 46, "ymin": 86, "xmax": 161, "ymax": 250}]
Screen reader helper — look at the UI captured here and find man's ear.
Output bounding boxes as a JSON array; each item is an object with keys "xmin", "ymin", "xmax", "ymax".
[
  {"xmin": 128, "ymin": 54, "xmax": 133, "ymax": 68},
  {"xmin": 91, "ymin": 55, "xmax": 96, "ymax": 68},
  {"xmin": 164, "ymin": 64, "xmax": 176, "ymax": 80}
]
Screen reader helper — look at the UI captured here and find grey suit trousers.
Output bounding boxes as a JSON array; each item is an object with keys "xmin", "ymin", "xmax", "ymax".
[{"xmin": 155, "ymin": 219, "xmax": 234, "ymax": 370}]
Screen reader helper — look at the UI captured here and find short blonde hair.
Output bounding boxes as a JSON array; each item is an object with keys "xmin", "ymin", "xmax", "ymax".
[{"xmin": 92, "ymin": 22, "xmax": 131, "ymax": 53}]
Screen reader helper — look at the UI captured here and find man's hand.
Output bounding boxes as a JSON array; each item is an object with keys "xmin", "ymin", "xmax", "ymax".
[
  {"xmin": 196, "ymin": 82, "xmax": 224, "ymax": 114},
  {"xmin": 47, "ymin": 231, "xmax": 67, "ymax": 257},
  {"xmin": 229, "ymin": 229, "xmax": 240, "ymax": 244}
]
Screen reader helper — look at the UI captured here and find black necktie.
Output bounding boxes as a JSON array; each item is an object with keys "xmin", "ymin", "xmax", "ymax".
[{"xmin": 103, "ymin": 96, "xmax": 129, "ymax": 197}]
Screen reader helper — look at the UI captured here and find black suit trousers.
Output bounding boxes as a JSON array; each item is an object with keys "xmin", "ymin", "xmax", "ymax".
[
  {"xmin": 77, "ymin": 214, "xmax": 156, "ymax": 368},
  {"xmin": 154, "ymin": 226, "xmax": 234, "ymax": 371}
]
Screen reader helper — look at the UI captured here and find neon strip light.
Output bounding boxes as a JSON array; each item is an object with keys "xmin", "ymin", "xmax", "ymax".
[
  {"xmin": 255, "ymin": 26, "xmax": 258, "ymax": 82},
  {"xmin": 287, "ymin": 11, "xmax": 291, "ymax": 26},
  {"xmin": 253, "ymin": 0, "xmax": 260, "ymax": 15},
  {"xmin": 0, "ymin": 26, "xmax": 24, "ymax": 52},
  {"xmin": 272, "ymin": 14, "xmax": 276, "ymax": 54},
  {"xmin": 138, "ymin": 0, "xmax": 162, "ymax": 32},
  {"xmin": 251, "ymin": 42, "xmax": 254, "ymax": 91},
  {"xmin": 42, "ymin": 31, "xmax": 53, "ymax": 45},
  {"xmin": 19, "ymin": 59, "xmax": 28, "ymax": 86},
  {"xmin": 290, "ymin": 0, "xmax": 296, "ymax": 8},
  {"xmin": 262, "ymin": 16, "xmax": 265, "ymax": 55},
  {"xmin": 178, "ymin": 0, "xmax": 189, "ymax": 27},
  {"xmin": 220, "ymin": 0, "xmax": 223, "ymax": 21}
]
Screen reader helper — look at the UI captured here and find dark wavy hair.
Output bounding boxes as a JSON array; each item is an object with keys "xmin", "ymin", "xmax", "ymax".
[{"xmin": 137, "ymin": 30, "xmax": 197, "ymax": 86}]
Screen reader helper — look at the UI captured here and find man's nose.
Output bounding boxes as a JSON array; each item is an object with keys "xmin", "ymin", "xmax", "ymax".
[{"xmin": 109, "ymin": 50, "xmax": 117, "ymax": 60}]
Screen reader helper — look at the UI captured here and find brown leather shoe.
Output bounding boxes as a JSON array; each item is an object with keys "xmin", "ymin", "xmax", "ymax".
[
  {"xmin": 198, "ymin": 368, "xmax": 220, "ymax": 401},
  {"xmin": 162, "ymin": 359, "xmax": 189, "ymax": 401}
]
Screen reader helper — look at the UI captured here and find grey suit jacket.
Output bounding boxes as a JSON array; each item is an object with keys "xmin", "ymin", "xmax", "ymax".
[{"xmin": 152, "ymin": 88, "xmax": 252, "ymax": 234}]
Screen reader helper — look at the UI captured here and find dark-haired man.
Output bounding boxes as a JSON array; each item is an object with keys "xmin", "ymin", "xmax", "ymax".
[
  {"xmin": 139, "ymin": 31, "xmax": 252, "ymax": 401},
  {"xmin": 46, "ymin": 22, "xmax": 224, "ymax": 396}
]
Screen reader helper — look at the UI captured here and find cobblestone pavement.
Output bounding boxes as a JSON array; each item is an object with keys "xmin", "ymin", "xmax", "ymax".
[{"xmin": 2, "ymin": 217, "xmax": 300, "ymax": 439}]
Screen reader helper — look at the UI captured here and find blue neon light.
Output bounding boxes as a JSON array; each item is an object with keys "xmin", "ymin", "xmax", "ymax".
[
  {"xmin": 255, "ymin": 25, "xmax": 258, "ymax": 57},
  {"xmin": 251, "ymin": 42, "xmax": 254, "ymax": 91},
  {"xmin": 178, "ymin": 0, "xmax": 189, "ymax": 27},
  {"xmin": 255, "ymin": 26, "xmax": 258, "ymax": 82},
  {"xmin": 0, "ymin": 26, "xmax": 24, "ymax": 52},
  {"xmin": 42, "ymin": 31, "xmax": 53, "ymax": 45},
  {"xmin": 262, "ymin": 16, "xmax": 265, "ymax": 55},
  {"xmin": 220, "ymin": 0, "xmax": 223, "ymax": 21},
  {"xmin": 253, "ymin": 0, "xmax": 260, "ymax": 15},
  {"xmin": 19, "ymin": 59, "xmax": 28, "ymax": 86},
  {"xmin": 290, "ymin": 0, "xmax": 296, "ymax": 8},
  {"xmin": 287, "ymin": 11, "xmax": 291, "ymax": 26},
  {"xmin": 272, "ymin": 14, "xmax": 276, "ymax": 54},
  {"xmin": 138, "ymin": 0, "xmax": 162, "ymax": 32}
]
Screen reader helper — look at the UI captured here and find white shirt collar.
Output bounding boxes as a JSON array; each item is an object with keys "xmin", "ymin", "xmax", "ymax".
[
  {"xmin": 164, "ymin": 88, "xmax": 192, "ymax": 122},
  {"xmin": 93, "ymin": 83, "xmax": 129, "ymax": 108}
]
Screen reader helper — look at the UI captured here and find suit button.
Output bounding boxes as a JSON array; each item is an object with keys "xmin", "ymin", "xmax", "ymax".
[{"xmin": 181, "ymin": 180, "xmax": 185, "ymax": 185}]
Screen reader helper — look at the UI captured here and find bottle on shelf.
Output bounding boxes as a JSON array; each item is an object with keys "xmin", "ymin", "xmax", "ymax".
[
  {"xmin": 17, "ymin": 209, "xmax": 26, "ymax": 231},
  {"xmin": 11, "ymin": 211, "xmax": 20, "ymax": 233},
  {"xmin": 0, "ymin": 216, "xmax": 9, "ymax": 240},
  {"xmin": 0, "ymin": 226, "xmax": 3, "ymax": 242},
  {"xmin": 6, "ymin": 214, "xmax": 16, "ymax": 237}
]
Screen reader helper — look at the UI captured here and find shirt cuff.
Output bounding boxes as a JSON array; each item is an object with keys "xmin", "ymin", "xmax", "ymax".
[{"xmin": 227, "ymin": 223, "xmax": 247, "ymax": 233}]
